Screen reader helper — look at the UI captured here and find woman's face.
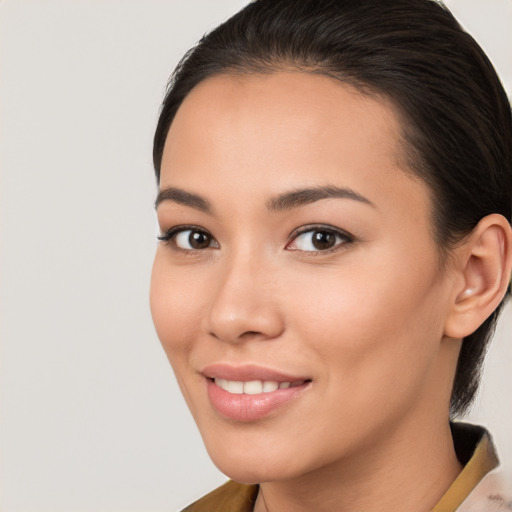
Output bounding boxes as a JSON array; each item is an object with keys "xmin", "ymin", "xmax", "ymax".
[{"xmin": 151, "ymin": 72, "xmax": 459, "ymax": 483}]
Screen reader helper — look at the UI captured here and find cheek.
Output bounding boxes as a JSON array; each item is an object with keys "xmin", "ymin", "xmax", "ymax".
[
  {"xmin": 149, "ymin": 251, "xmax": 205, "ymax": 362},
  {"xmin": 283, "ymin": 250, "xmax": 445, "ymax": 389}
]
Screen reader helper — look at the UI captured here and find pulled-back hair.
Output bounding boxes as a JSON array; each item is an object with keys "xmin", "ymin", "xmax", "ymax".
[{"xmin": 153, "ymin": 0, "xmax": 512, "ymax": 415}]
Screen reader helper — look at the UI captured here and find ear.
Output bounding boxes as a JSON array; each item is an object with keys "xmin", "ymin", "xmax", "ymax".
[{"xmin": 444, "ymin": 214, "xmax": 512, "ymax": 339}]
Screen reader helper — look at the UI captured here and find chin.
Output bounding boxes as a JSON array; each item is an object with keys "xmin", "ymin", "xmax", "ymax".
[
  {"xmin": 204, "ymin": 443, "xmax": 276, "ymax": 483},
  {"xmin": 214, "ymin": 459, "xmax": 295, "ymax": 486},
  {"xmin": 218, "ymin": 466, "xmax": 268, "ymax": 486},
  {"xmin": 203, "ymin": 435, "xmax": 318, "ymax": 485}
]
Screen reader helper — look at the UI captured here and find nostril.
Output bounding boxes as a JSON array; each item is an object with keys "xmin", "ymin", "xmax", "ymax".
[{"xmin": 239, "ymin": 330, "xmax": 264, "ymax": 339}]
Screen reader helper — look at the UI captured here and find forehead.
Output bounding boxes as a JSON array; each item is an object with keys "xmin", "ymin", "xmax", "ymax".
[
  {"xmin": 164, "ymin": 71, "xmax": 404, "ymax": 163},
  {"xmin": 160, "ymin": 71, "xmax": 428, "ymax": 219}
]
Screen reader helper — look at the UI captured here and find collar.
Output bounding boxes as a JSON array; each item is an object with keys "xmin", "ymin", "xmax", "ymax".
[{"xmin": 432, "ymin": 422, "xmax": 499, "ymax": 511}]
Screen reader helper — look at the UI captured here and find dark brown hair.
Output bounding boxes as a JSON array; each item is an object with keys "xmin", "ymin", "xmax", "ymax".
[{"xmin": 153, "ymin": 0, "xmax": 512, "ymax": 415}]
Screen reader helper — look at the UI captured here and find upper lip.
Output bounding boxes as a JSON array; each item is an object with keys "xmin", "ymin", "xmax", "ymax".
[{"xmin": 201, "ymin": 363, "xmax": 310, "ymax": 383}]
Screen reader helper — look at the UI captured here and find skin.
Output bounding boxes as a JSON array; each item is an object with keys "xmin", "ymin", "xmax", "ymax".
[{"xmin": 151, "ymin": 72, "xmax": 466, "ymax": 511}]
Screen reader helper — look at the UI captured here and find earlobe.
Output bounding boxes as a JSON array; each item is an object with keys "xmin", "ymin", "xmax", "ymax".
[{"xmin": 444, "ymin": 214, "xmax": 512, "ymax": 339}]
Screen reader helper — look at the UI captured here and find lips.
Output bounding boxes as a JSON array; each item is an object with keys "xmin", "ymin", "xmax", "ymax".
[{"xmin": 202, "ymin": 364, "xmax": 311, "ymax": 421}]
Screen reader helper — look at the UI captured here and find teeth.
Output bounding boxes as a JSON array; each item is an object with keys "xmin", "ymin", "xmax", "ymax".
[
  {"xmin": 244, "ymin": 380, "xmax": 263, "ymax": 394},
  {"xmin": 215, "ymin": 378, "xmax": 227, "ymax": 392},
  {"xmin": 263, "ymin": 381, "xmax": 279, "ymax": 392},
  {"xmin": 226, "ymin": 380, "xmax": 244, "ymax": 394},
  {"xmin": 214, "ymin": 378, "xmax": 302, "ymax": 394}
]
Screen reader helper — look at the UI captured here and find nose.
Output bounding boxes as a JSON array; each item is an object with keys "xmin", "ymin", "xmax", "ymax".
[{"xmin": 205, "ymin": 254, "xmax": 285, "ymax": 344}]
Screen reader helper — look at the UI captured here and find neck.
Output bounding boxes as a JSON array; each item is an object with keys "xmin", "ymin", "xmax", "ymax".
[{"xmin": 254, "ymin": 419, "xmax": 462, "ymax": 512}]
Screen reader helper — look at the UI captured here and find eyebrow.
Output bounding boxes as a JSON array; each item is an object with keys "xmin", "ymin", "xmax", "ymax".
[
  {"xmin": 155, "ymin": 187, "xmax": 213, "ymax": 214},
  {"xmin": 154, "ymin": 184, "xmax": 374, "ymax": 214},
  {"xmin": 266, "ymin": 185, "xmax": 375, "ymax": 211}
]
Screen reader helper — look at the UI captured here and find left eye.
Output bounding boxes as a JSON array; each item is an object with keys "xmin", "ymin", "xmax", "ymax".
[
  {"xmin": 174, "ymin": 229, "xmax": 215, "ymax": 250},
  {"xmin": 287, "ymin": 227, "xmax": 352, "ymax": 252},
  {"xmin": 158, "ymin": 227, "xmax": 219, "ymax": 250}
]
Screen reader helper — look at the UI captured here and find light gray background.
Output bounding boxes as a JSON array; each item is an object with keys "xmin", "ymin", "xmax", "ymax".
[{"xmin": 0, "ymin": 1, "xmax": 510, "ymax": 511}]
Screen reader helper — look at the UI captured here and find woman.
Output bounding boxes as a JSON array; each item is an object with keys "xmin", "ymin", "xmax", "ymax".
[{"xmin": 150, "ymin": 0, "xmax": 512, "ymax": 510}]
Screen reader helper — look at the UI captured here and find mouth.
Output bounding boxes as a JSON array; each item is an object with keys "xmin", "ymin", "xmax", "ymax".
[
  {"xmin": 202, "ymin": 364, "xmax": 312, "ymax": 421},
  {"xmin": 210, "ymin": 378, "xmax": 309, "ymax": 395}
]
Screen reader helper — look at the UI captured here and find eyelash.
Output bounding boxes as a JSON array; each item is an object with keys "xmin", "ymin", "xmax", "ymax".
[
  {"xmin": 158, "ymin": 225, "xmax": 218, "ymax": 252},
  {"xmin": 158, "ymin": 224, "xmax": 354, "ymax": 254},
  {"xmin": 286, "ymin": 224, "xmax": 354, "ymax": 254}
]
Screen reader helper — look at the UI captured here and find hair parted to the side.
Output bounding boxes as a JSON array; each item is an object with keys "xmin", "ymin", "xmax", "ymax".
[{"xmin": 153, "ymin": 0, "xmax": 512, "ymax": 416}]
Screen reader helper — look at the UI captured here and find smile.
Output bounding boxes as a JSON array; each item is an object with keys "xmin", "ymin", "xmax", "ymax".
[
  {"xmin": 203, "ymin": 365, "xmax": 312, "ymax": 421},
  {"xmin": 213, "ymin": 378, "xmax": 307, "ymax": 394}
]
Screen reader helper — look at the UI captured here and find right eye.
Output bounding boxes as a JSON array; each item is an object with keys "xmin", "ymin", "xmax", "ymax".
[{"xmin": 158, "ymin": 227, "xmax": 219, "ymax": 251}]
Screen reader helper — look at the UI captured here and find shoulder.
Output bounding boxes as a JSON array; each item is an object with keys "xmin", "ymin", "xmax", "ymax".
[{"xmin": 181, "ymin": 480, "xmax": 258, "ymax": 512}]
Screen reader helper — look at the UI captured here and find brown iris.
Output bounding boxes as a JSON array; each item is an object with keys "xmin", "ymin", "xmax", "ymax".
[
  {"xmin": 189, "ymin": 230, "xmax": 212, "ymax": 249},
  {"xmin": 311, "ymin": 230, "xmax": 337, "ymax": 250}
]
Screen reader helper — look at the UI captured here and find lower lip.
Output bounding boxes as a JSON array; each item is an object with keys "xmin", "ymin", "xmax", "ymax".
[{"xmin": 206, "ymin": 379, "xmax": 310, "ymax": 422}]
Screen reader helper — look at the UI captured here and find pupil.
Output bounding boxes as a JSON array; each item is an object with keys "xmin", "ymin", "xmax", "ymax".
[
  {"xmin": 312, "ymin": 230, "xmax": 335, "ymax": 250},
  {"xmin": 189, "ymin": 231, "xmax": 210, "ymax": 249}
]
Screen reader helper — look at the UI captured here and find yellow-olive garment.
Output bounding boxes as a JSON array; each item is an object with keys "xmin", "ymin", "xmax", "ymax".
[{"xmin": 182, "ymin": 423, "xmax": 512, "ymax": 512}]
